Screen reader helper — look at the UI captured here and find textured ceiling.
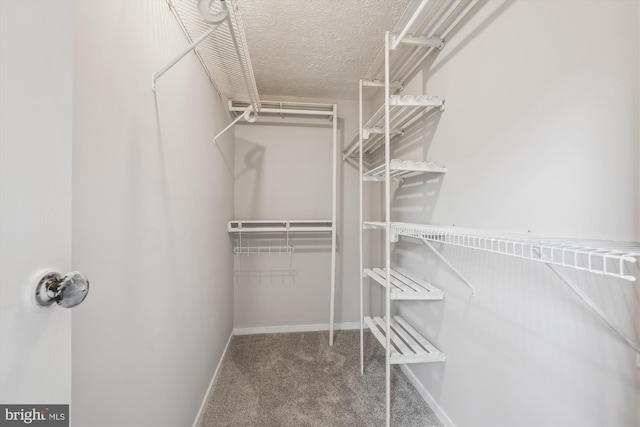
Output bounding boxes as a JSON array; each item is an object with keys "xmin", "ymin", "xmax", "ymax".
[{"xmin": 238, "ymin": 0, "xmax": 412, "ymax": 101}]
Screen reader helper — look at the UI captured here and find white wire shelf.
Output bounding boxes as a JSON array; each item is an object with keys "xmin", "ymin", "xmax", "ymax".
[
  {"xmin": 228, "ymin": 220, "xmax": 333, "ymax": 233},
  {"xmin": 229, "ymin": 220, "xmax": 333, "ymax": 255},
  {"xmin": 386, "ymin": 222, "xmax": 640, "ymax": 282},
  {"xmin": 363, "ymin": 159, "xmax": 447, "ymax": 181},
  {"xmin": 365, "ymin": 316, "xmax": 446, "ymax": 364},
  {"xmin": 343, "ymin": 95, "xmax": 443, "ymax": 160},
  {"xmin": 168, "ymin": 0, "xmax": 260, "ymax": 111},
  {"xmin": 364, "ymin": 268, "xmax": 444, "ymax": 300}
]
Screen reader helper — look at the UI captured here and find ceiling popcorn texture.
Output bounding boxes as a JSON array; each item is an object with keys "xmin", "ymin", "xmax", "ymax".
[{"xmin": 238, "ymin": 0, "xmax": 412, "ymax": 101}]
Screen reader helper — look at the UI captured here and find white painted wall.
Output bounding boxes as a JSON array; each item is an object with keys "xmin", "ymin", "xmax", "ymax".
[
  {"xmin": 367, "ymin": 1, "xmax": 640, "ymax": 426},
  {"xmin": 71, "ymin": 2, "xmax": 234, "ymax": 426},
  {"xmin": 0, "ymin": 0, "xmax": 73, "ymax": 404},
  {"xmin": 233, "ymin": 98, "xmax": 367, "ymax": 330},
  {"xmin": 636, "ymin": 7, "xmax": 640, "ymax": 390}
]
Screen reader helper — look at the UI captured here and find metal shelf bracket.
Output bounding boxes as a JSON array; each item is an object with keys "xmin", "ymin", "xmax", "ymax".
[
  {"xmin": 422, "ymin": 239, "xmax": 476, "ymax": 295},
  {"xmin": 362, "ymin": 79, "xmax": 403, "ymax": 89},
  {"xmin": 392, "ymin": 34, "xmax": 445, "ymax": 50},
  {"xmin": 535, "ymin": 248, "xmax": 640, "ymax": 357}
]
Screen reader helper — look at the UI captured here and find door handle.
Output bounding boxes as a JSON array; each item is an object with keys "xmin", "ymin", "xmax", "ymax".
[{"xmin": 33, "ymin": 270, "xmax": 89, "ymax": 308}]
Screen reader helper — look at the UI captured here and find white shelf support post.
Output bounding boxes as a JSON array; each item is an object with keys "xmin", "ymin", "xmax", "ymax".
[
  {"xmin": 359, "ymin": 79, "xmax": 364, "ymax": 374},
  {"xmin": 383, "ymin": 31, "xmax": 392, "ymax": 427},
  {"xmin": 422, "ymin": 239, "xmax": 476, "ymax": 296},
  {"xmin": 329, "ymin": 104, "xmax": 338, "ymax": 346}
]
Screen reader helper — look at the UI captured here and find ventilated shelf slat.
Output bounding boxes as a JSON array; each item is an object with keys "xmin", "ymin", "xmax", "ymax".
[
  {"xmin": 364, "ymin": 268, "xmax": 444, "ymax": 300},
  {"xmin": 363, "ymin": 159, "xmax": 447, "ymax": 181},
  {"xmin": 364, "ymin": 316, "xmax": 445, "ymax": 364}
]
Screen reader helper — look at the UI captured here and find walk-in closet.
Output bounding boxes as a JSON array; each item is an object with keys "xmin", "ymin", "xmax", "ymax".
[{"xmin": 1, "ymin": 0, "xmax": 639, "ymax": 426}]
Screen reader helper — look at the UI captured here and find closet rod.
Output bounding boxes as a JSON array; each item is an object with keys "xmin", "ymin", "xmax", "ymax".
[{"xmin": 229, "ymin": 100, "xmax": 335, "ymax": 119}]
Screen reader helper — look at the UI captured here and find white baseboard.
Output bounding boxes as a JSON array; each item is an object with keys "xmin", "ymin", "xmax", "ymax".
[
  {"xmin": 400, "ymin": 365, "xmax": 455, "ymax": 427},
  {"xmin": 192, "ymin": 331, "xmax": 234, "ymax": 427},
  {"xmin": 234, "ymin": 321, "xmax": 360, "ymax": 336}
]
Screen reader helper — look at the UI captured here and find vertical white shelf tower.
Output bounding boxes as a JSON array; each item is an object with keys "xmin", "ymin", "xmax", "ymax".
[
  {"xmin": 347, "ymin": 1, "xmax": 479, "ymax": 426},
  {"xmin": 347, "ymin": 1, "xmax": 640, "ymax": 426}
]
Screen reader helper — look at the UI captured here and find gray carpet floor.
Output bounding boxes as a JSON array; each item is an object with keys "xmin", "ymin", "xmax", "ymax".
[{"xmin": 199, "ymin": 329, "xmax": 443, "ymax": 427}]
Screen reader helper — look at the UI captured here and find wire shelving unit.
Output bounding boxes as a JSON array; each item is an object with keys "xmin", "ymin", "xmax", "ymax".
[
  {"xmin": 225, "ymin": 101, "xmax": 340, "ymax": 347},
  {"xmin": 156, "ymin": 1, "xmax": 341, "ymax": 346},
  {"xmin": 351, "ymin": 2, "xmax": 640, "ymax": 423},
  {"xmin": 351, "ymin": 1, "xmax": 480, "ymax": 426}
]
